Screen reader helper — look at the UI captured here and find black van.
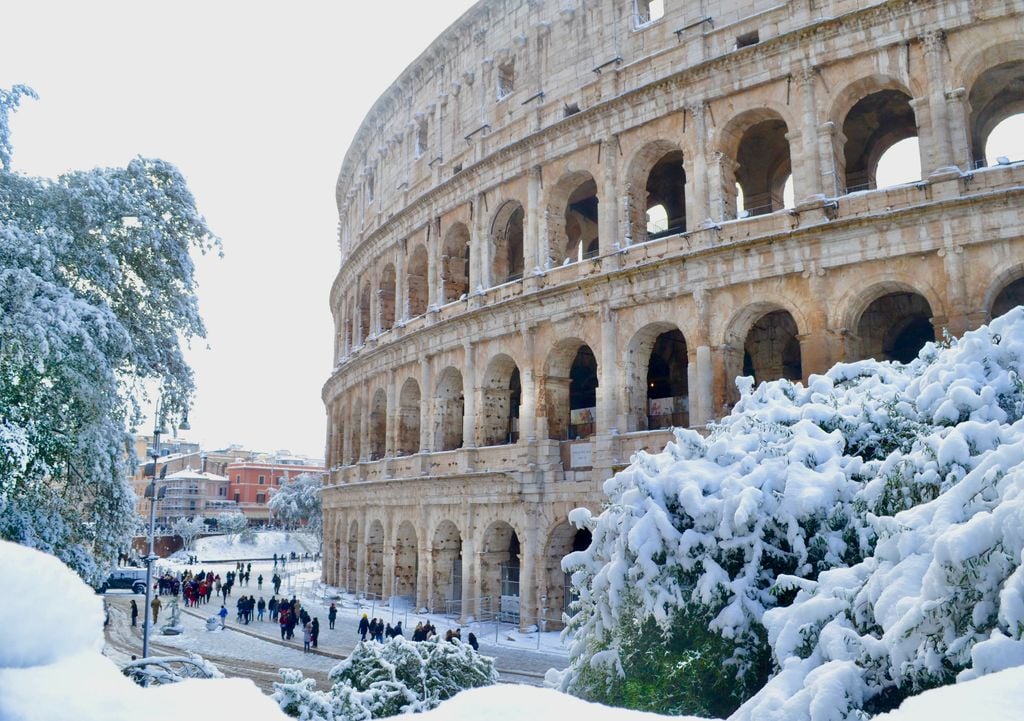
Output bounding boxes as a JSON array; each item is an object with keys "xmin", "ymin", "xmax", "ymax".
[{"xmin": 96, "ymin": 568, "xmax": 148, "ymax": 594}]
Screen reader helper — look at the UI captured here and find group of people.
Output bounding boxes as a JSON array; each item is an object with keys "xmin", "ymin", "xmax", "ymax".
[
  {"xmin": 357, "ymin": 614, "xmax": 403, "ymax": 642},
  {"xmin": 356, "ymin": 616, "xmax": 479, "ymax": 651}
]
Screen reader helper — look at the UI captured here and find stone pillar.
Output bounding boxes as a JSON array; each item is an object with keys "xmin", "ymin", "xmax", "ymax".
[
  {"xmin": 381, "ymin": 522, "xmax": 396, "ymax": 602},
  {"xmin": 945, "ymin": 87, "xmax": 972, "ymax": 170},
  {"xmin": 461, "ymin": 537, "xmax": 478, "ymax": 622},
  {"xmin": 359, "ymin": 392, "xmax": 371, "ymax": 462},
  {"xmin": 356, "ymin": 513, "xmax": 367, "ymax": 596},
  {"xmin": 370, "ymin": 283, "xmax": 380, "ymax": 338},
  {"xmin": 526, "ymin": 166, "xmax": 542, "ymax": 274},
  {"xmin": 427, "ymin": 220, "xmax": 439, "ymax": 310},
  {"xmin": 520, "ymin": 328, "xmax": 538, "ymax": 442},
  {"xmin": 395, "ymin": 243, "xmax": 407, "ymax": 324},
  {"xmin": 462, "ymin": 341, "xmax": 477, "ymax": 447},
  {"xmin": 709, "ymin": 151, "xmax": 739, "ymax": 222},
  {"xmin": 419, "ymin": 356, "xmax": 433, "ymax": 454},
  {"xmin": 922, "ymin": 30, "xmax": 958, "ymax": 175},
  {"xmin": 469, "ymin": 197, "xmax": 485, "ymax": 293},
  {"xmin": 687, "ymin": 102, "xmax": 711, "ymax": 225},
  {"xmin": 598, "ymin": 303, "xmax": 619, "ymax": 435},
  {"xmin": 693, "ymin": 346, "xmax": 714, "ymax": 426},
  {"xmin": 794, "ymin": 63, "xmax": 824, "ymax": 201},
  {"xmin": 599, "ymin": 137, "xmax": 619, "ymax": 258},
  {"xmin": 385, "ymin": 370, "xmax": 397, "ymax": 456},
  {"xmin": 519, "ymin": 512, "xmax": 540, "ymax": 630}
]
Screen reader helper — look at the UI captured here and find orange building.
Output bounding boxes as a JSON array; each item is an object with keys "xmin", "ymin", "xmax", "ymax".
[{"xmin": 223, "ymin": 457, "xmax": 325, "ymax": 524}]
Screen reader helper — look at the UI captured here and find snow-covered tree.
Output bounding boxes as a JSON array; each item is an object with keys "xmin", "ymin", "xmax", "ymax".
[
  {"xmin": 216, "ymin": 510, "xmax": 248, "ymax": 542},
  {"xmin": 273, "ymin": 637, "xmax": 497, "ymax": 720},
  {"xmin": 559, "ymin": 309, "xmax": 1024, "ymax": 720},
  {"xmin": 171, "ymin": 515, "xmax": 205, "ymax": 551},
  {"xmin": 269, "ymin": 472, "xmax": 323, "ymax": 540},
  {"xmin": 0, "ymin": 86, "xmax": 218, "ymax": 584}
]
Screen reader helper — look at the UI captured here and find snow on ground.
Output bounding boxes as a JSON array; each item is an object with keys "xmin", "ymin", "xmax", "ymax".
[{"xmin": 174, "ymin": 530, "xmax": 318, "ymax": 562}]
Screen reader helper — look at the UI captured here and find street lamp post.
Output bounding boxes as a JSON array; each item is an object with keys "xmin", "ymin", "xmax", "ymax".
[{"xmin": 141, "ymin": 417, "xmax": 165, "ymax": 659}]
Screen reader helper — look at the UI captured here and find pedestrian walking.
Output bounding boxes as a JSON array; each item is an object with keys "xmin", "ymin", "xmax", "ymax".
[
  {"xmin": 358, "ymin": 613, "xmax": 369, "ymax": 641},
  {"xmin": 218, "ymin": 604, "xmax": 228, "ymax": 628},
  {"xmin": 257, "ymin": 597, "xmax": 266, "ymax": 621},
  {"xmin": 328, "ymin": 602, "xmax": 337, "ymax": 630},
  {"xmin": 311, "ymin": 617, "xmax": 320, "ymax": 648},
  {"xmin": 468, "ymin": 632, "xmax": 479, "ymax": 651},
  {"xmin": 279, "ymin": 608, "xmax": 290, "ymax": 640},
  {"xmin": 303, "ymin": 622, "xmax": 312, "ymax": 653},
  {"xmin": 130, "ymin": 600, "xmax": 138, "ymax": 627},
  {"xmin": 150, "ymin": 596, "xmax": 161, "ymax": 624},
  {"xmin": 257, "ymin": 574, "xmax": 263, "ymax": 590}
]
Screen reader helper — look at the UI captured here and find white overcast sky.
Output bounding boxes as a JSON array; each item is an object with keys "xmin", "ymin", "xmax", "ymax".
[{"xmin": 0, "ymin": 0, "xmax": 477, "ymax": 459}]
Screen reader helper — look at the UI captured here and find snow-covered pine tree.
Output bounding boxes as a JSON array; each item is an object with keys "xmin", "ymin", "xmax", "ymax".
[
  {"xmin": 0, "ymin": 86, "xmax": 218, "ymax": 584},
  {"xmin": 268, "ymin": 472, "xmax": 323, "ymax": 541}
]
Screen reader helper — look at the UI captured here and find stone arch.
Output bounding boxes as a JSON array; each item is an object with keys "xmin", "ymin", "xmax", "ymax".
[
  {"xmin": 434, "ymin": 366, "xmax": 464, "ymax": 451},
  {"xmin": 626, "ymin": 140, "xmax": 687, "ymax": 243},
  {"xmin": 491, "ymin": 200, "xmax": 525, "ymax": 284},
  {"xmin": 407, "ymin": 243, "xmax": 429, "ymax": 317},
  {"xmin": 543, "ymin": 519, "xmax": 592, "ymax": 628},
  {"xmin": 368, "ymin": 387, "xmax": 387, "ymax": 461},
  {"xmin": 480, "ymin": 520, "xmax": 522, "ymax": 622},
  {"xmin": 480, "ymin": 353, "xmax": 522, "ymax": 446},
  {"xmin": 431, "ymin": 519, "xmax": 463, "ymax": 612},
  {"xmin": 964, "ymin": 50, "xmax": 1024, "ymax": 166},
  {"xmin": 393, "ymin": 520, "xmax": 418, "ymax": 603},
  {"xmin": 441, "ymin": 223, "xmax": 471, "ymax": 303},
  {"xmin": 544, "ymin": 338, "xmax": 598, "ymax": 441},
  {"xmin": 722, "ymin": 301, "xmax": 805, "ymax": 405},
  {"xmin": 849, "ymin": 286, "xmax": 936, "ymax": 363},
  {"xmin": 625, "ymin": 322, "xmax": 689, "ymax": 432},
  {"xmin": 717, "ymin": 107, "xmax": 793, "ymax": 218},
  {"xmin": 380, "ymin": 264, "xmax": 396, "ymax": 331},
  {"xmin": 983, "ymin": 264, "xmax": 1024, "ymax": 320},
  {"xmin": 829, "ymin": 76, "xmax": 918, "ymax": 192},
  {"xmin": 346, "ymin": 519, "xmax": 359, "ymax": 592},
  {"xmin": 366, "ymin": 519, "xmax": 385, "ymax": 598},
  {"xmin": 545, "ymin": 170, "xmax": 599, "ymax": 267},
  {"xmin": 396, "ymin": 377, "xmax": 421, "ymax": 455}
]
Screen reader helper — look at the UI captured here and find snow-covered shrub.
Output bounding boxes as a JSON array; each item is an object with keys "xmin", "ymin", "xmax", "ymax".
[
  {"xmin": 560, "ymin": 309, "xmax": 1024, "ymax": 720},
  {"xmin": 272, "ymin": 637, "xmax": 497, "ymax": 720}
]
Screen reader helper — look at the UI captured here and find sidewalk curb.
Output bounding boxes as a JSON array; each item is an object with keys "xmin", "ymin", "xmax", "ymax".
[{"xmin": 178, "ymin": 604, "xmax": 348, "ymax": 660}]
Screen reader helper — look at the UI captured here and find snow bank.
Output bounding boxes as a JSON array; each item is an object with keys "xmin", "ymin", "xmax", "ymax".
[
  {"xmin": 184, "ymin": 530, "xmax": 317, "ymax": 561},
  {"xmin": 561, "ymin": 308, "xmax": 1024, "ymax": 720},
  {"xmin": 0, "ymin": 540, "xmax": 288, "ymax": 721}
]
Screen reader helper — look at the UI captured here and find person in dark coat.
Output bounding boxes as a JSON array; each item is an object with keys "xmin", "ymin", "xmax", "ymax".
[
  {"xmin": 328, "ymin": 603, "xmax": 337, "ymax": 630},
  {"xmin": 358, "ymin": 614, "xmax": 369, "ymax": 641},
  {"xmin": 467, "ymin": 632, "xmax": 479, "ymax": 651},
  {"xmin": 269, "ymin": 596, "xmax": 279, "ymax": 622},
  {"xmin": 393, "ymin": 621, "xmax": 403, "ymax": 637},
  {"xmin": 129, "ymin": 600, "xmax": 138, "ymax": 627},
  {"xmin": 311, "ymin": 617, "xmax": 320, "ymax": 648}
]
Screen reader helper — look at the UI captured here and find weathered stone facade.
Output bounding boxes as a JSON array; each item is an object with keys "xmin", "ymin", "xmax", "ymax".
[{"xmin": 322, "ymin": 0, "xmax": 1024, "ymax": 629}]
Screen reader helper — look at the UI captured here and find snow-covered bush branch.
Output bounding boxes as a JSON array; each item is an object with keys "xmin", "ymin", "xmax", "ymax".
[
  {"xmin": 171, "ymin": 516, "xmax": 206, "ymax": 551},
  {"xmin": 268, "ymin": 472, "xmax": 323, "ymax": 541},
  {"xmin": 217, "ymin": 511, "xmax": 248, "ymax": 543},
  {"xmin": 560, "ymin": 309, "xmax": 1024, "ymax": 720}
]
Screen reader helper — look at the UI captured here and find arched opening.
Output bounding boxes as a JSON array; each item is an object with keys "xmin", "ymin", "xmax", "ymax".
[
  {"xmin": 492, "ymin": 201, "xmax": 525, "ymax": 284},
  {"xmin": 645, "ymin": 150, "xmax": 687, "ymax": 238},
  {"xmin": 407, "ymin": 244, "xmax": 429, "ymax": 318},
  {"xmin": 368, "ymin": 388, "xmax": 387, "ymax": 461},
  {"xmin": 992, "ymin": 277, "xmax": 1024, "ymax": 318},
  {"xmin": 547, "ymin": 172, "xmax": 599, "ymax": 267},
  {"xmin": 481, "ymin": 521, "xmax": 520, "ymax": 623},
  {"xmin": 359, "ymin": 283, "xmax": 371, "ymax": 342},
  {"xmin": 855, "ymin": 292, "xmax": 935, "ymax": 363},
  {"xmin": 394, "ymin": 521, "xmax": 418, "ymax": 603},
  {"xmin": 742, "ymin": 310, "xmax": 802, "ymax": 384},
  {"xmin": 366, "ymin": 520, "xmax": 385, "ymax": 598},
  {"xmin": 646, "ymin": 329, "xmax": 689, "ymax": 430},
  {"xmin": 431, "ymin": 521, "xmax": 463, "ymax": 613},
  {"xmin": 481, "ymin": 354, "xmax": 522, "ymax": 446},
  {"xmin": 380, "ymin": 264, "xmax": 396, "ymax": 331},
  {"xmin": 397, "ymin": 378, "xmax": 421, "ymax": 455},
  {"xmin": 435, "ymin": 367, "xmax": 464, "ymax": 451},
  {"xmin": 969, "ymin": 60, "xmax": 1024, "ymax": 167},
  {"xmin": 735, "ymin": 117, "xmax": 791, "ymax": 216},
  {"xmin": 544, "ymin": 521, "xmax": 592, "ymax": 628},
  {"xmin": 346, "ymin": 520, "xmax": 359, "ymax": 593},
  {"xmin": 545, "ymin": 340, "xmax": 598, "ymax": 441},
  {"xmin": 442, "ymin": 223, "xmax": 470, "ymax": 303},
  {"xmin": 842, "ymin": 89, "xmax": 918, "ymax": 192}
]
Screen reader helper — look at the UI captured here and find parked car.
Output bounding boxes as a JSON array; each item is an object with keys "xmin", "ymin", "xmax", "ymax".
[{"xmin": 96, "ymin": 567, "xmax": 148, "ymax": 594}]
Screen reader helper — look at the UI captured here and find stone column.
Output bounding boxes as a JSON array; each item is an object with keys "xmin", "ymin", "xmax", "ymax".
[
  {"xmin": 526, "ymin": 166, "xmax": 542, "ymax": 275},
  {"xmin": 419, "ymin": 356, "xmax": 433, "ymax": 454},
  {"xmin": 359, "ymin": 391, "xmax": 371, "ymax": 462},
  {"xmin": 794, "ymin": 63, "xmax": 824, "ymax": 201},
  {"xmin": 686, "ymin": 102, "xmax": 711, "ymax": 225},
  {"xmin": 520, "ymin": 327, "xmax": 538, "ymax": 442},
  {"xmin": 599, "ymin": 137, "xmax": 620, "ymax": 258},
  {"xmin": 598, "ymin": 303, "xmax": 619, "ymax": 436},
  {"xmin": 462, "ymin": 341, "xmax": 477, "ymax": 447},
  {"xmin": 427, "ymin": 219, "xmax": 439, "ymax": 310},
  {"xmin": 395, "ymin": 243, "xmax": 407, "ymax": 324},
  {"xmin": 519, "ymin": 512, "xmax": 540, "ymax": 630},
  {"xmin": 385, "ymin": 370, "xmax": 397, "ymax": 456},
  {"xmin": 381, "ymin": 521, "xmax": 396, "ymax": 602},
  {"xmin": 356, "ymin": 512, "xmax": 367, "ymax": 596},
  {"xmin": 469, "ymin": 197, "xmax": 484, "ymax": 293},
  {"xmin": 709, "ymin": 151, "xmax": 739, "ymax": 222},
  {"xmin": 922, "ymin": 30, "xmax": 958, "ymax": 175},
  {"xmin": 945, "ymin": 87, "xmax": 972, "ymax": 170},
  {"xmin": 461, "ymin": 537, "xmax": 478, "ymax": 622}
]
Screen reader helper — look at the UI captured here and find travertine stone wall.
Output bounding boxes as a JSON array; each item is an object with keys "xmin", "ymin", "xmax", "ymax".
[{"xmin": 322, "ymin": 0, "xmax": 1024, "ymax": 629}]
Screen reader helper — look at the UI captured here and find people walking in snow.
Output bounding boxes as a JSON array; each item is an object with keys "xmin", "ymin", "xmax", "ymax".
[
  {"xmin": 328, "ymin": 602, "xmax": 337, "ymax": 630},
  {"xmin": 358, "ymin": 613, "xmax": 369, "ymax": 641},
  {"xmin": 468, "ymin": 632, "xmax": 479, "ymax": 651},
  {"xmin": 130, "ymin": 600, "xmax": 138, "ymax": 627},
  {"xmin": 302, "ymin": 622, "xmax": 312, "ymax": 653},
  {"xmin": 268, "ymin": 596, "xmax": 279, "ymax": 622},
  {"xmin": 311, "ymin": 617, "xmax": 320, "ymax": 648},
  {"xmin": 257, "ymin": 573, "xmax": 263, "ymax": 589},
  {"xmin": 257, "ymin": 597, "xmax": 266, "ymax": 621},
  {"xmin": 150, "ymin": 596, "xmax": 161, "ymax": 624},
  {"xmin": 218, "ymin": 604, "xmax": 228, "ymax": 628}
]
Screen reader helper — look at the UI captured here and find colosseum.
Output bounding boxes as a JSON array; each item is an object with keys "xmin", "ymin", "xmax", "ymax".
[{"xmin": 321, "ymin": 0, "xmax": 1024, "ymax": 629}]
